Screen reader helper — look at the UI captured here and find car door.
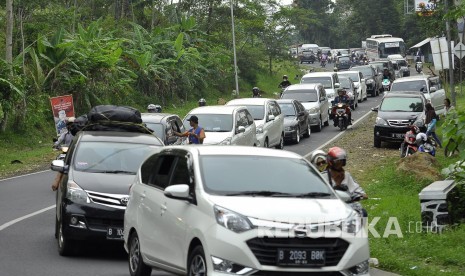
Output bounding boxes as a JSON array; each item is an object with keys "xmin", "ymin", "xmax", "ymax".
[
  {"xmin": 165, "ymin": 117, "xmax": 178, "ymax": 145},
  {"xmin": 429, "ymin": 78, "xmax": 446, "ymax": 112},
  {"xmin": 232, "ymin": 110, "xmax": 247, "ymax": 145},
  {"xmin": 243, "ymin": 109, "xmax": 256, "ymax": 146},
  {"xmin": 270, "ymin": 101, "xmax": 284, "ymax": 145},
  {"xmin": 264, "ymin": 102, "xmax": 275, "ymax": 145},
  {"xmin": 359, "ymin": 71, "xmax": 367, "ymax": 99},
  {"xmin": 295, "ymin": 101, "xmax": 306, "ymax": 131}
]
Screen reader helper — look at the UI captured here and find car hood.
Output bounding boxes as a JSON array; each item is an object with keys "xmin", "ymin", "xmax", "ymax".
[
  {"xmin": 284, "ymin": 116, "xmax": 298, "ymax": 127},
  {"xmin": 208, "ymin": 195, "xmax": 352, "ymax": 223},
  {"xmin": 301, "ymin": 102, "xmax": 319, "ymax": 110},
  {"xmin": 254, "ymin": 119, "xmax": 265, "ymax": 127},
  {"xmin": 72, "ymin": 171, "xmax": 136, "ymax": 194},
  {"xmin": 202, "ymin": 132, "xmax": 232, "ymax": 145},
  {"xmin": 378, "ymin": 111, "xmax": 422, "ymax": 121}
]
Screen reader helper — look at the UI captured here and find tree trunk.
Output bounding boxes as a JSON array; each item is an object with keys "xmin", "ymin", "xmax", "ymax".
[
  {"xmin": 206, "ymin": 0, "xmax": 214, "ymax": 34},
  {"xmin": 1, "ymin": 0, "xmax": 14, "ymax": 132}
]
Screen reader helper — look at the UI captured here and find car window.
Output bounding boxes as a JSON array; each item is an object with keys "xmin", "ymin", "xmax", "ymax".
[
  {"xmin": 281, "ymin": 90, "xmax": 318, "ymax": 102},
  {"xmin": 242, "ymin": 105, "xmax": 264, "ymax": 120},
  {"xmin": 141, "ymin": 154, "xmax": 159, "ymax": 185},
  {"xmin": 390, "ymin": 80, "xmax": 428, "ymax": 93},
  {"xmin": 184, "ymin": 114, "xmax": 233, "ymax": 132},
  {"xmin": 380, "ymin": 97, "xmax": 424, "ymax": 112},
  {"xmin": 236, "ymin": 110, "xmax": 249, "ymax": 127},
  {"xmin": 430, "ymin": 78, "xmax": 440, "ymax": 90},
  {"xmin": 279, "ymin": 103, "xmax": 296, "ymax": 116},
  {"xmin": 338, "ymin": 72, "xmax": 359, "ymax": 82},
  {"xmin": 244, "ymin": 110, "xmax": 254, "ymax": 125},
  {"xmin": 145, "ymin": 123, "xmax": 165, "ymax": 140},
  {"xmin": 339, "ymin": 78, "xmax": 352, "ymax": 89},
  {"xmin": 271, "ymin": 102, "xmax": 281, "ymax": 116},
  {"xmin": 200, "ymin": 155, "xmax": 334, "ymax": 197},
  {"xmin": 147, "ymin": 154, "xmax": 176, "ymax": 189},
  {"xmin": 170, "ymin": 156, "xmax": 191, "ymax": 186}
]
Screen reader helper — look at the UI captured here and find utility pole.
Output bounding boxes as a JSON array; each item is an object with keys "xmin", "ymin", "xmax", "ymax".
[
  {"xmin": 445, "ymin": 0, "xmax": 456, "ymax": 106},
  {"xmin": 230, "ymin": 0, "xmax": 240, "ymax": 98}
]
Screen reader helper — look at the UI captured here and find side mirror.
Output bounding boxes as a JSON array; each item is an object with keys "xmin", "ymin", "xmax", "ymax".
[
  {"xmin": 335, "ymin": 190, "xmax": 351, "ymax": 203},
  {"xmin": 334, "ymin": 83, "xmax": 340, "ymax": 88},
  {"xmin": 51, "ymin": 160, "xmax": 68, "ymax": 173},
  {"xmin": 164, "ymin": 184, "xmax": 190, "ymax": 200},
  {"xmin": 430, "ymin": 87, "xmax": 437, "ymax": 93},
  {"xmin": 298, "ymin": 111, "xmax": 305, "ymax": 117},
  {"xmin": 268, "ymin": 114, "xmax": 275, "ymax": 121},
  {"xmin": 236, "ymin": 126, "xmax": 246, "ymax": 134},
  {"xmin": 371, "ymin": 106, "xmax": 379, "ymax": 112}
]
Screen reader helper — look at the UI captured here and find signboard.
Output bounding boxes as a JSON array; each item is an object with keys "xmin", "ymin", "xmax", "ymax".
[
  {"xmin": 430, "ymin": 37, "xmax": 454, "ymax": 70},
  {"xmin": 50, "ymin": 95, "xmax": 75, "ymax": 136},
  {"xmin": 415, "ymin": 0, "xmax": 437, "ymax": 16},
  {"xmin": 455, "ymin": 42, "xmax": 465, "ymax": 59},
  {"xmin": 384, "ymin": 42, "xmax": 399, "ymax": 48}
]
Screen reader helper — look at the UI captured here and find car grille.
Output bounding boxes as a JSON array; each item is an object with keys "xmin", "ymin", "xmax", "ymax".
[
  {"xmin": 387, "ymin": 119, "xmax": 412, "ymax": 127},
  {"xmin": 246, "ymin": 238, "xmax": 349, "ymax": 267},
  {"xmin": 86, "ymin": 190, "xmax": 129, "ymax": 210},
  {"xmin": 86, "ymin": 217, "xmax": 124, "ymax": 231},
  {"xmin": 252, "ymin": 272, "xmax": 344, "ymax": 276}
]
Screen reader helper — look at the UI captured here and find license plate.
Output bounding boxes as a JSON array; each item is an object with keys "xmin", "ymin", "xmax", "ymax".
[
  {"xmin": 277, "ymin": 249, "xmax": 326, "ymax": 266},
  {"xmin": 106, "ymin": 227, "xmax": 124, "ymax": 240},
  {"xmin": 392, "ymin": 133, "xmax": 404, "ymax": 138},
  {"xmin": 337, "ymin": 109, "xmax": 345, "ymax": 113}
]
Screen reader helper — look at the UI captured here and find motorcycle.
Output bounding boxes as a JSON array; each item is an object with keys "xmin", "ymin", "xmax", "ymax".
[
  {"xmin": 320, "ymin": 59, "xmax": 327, "ymax": 67},
  {"xmin": 382, "ymin": 78, "xmax": 391, "ymax": 92},
  {"xmin": 332, "ymin": 102, "xmax": 350, "ymax": 131},
  {"xmin": 400, "ymin": 131, "xmax": 418, "ymax": 157},
  {"xmin": 417, "ymin": 132, "xmax": 436, "ymax": 156},
  {"xmin": 415, "ymin": 61, "xmax": 423, "ymax": 74}
]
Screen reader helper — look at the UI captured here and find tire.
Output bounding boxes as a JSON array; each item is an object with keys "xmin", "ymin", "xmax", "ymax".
[
  {"xmin": 313, "ymin": 117, "xmax": 322, "ymax": 132},
  {"xmin": 374, "ymin": 137, "xmax": 381, "ymax": 148},
  {"xmin": 275, "ymin": 133, "xmax": 284, "ymax": 149},
  {"xmin": 57, "ymin": 220, "xmax": 76, "ymax": 256},
  {"xmin": 324, "ymin": 115, "xmax": 329, "ymax": 126},
  {"xmin": 303, "ymin": 121, "xmax": 311, "ymax": 138},
  {"xmin": 263, "ymin": 138, "xmax": 269, "ymax": 148},
  {"xmin": 338, "ymin": 119, "xmax": 344, "ymax": 131},
  {"xmin": 129, "ymin": 232, "xmax": 152, "ymax": 276},
  {"xmin": 188, "ymin": 245, "xmax": 207, "ymax": 276},
  {"xmin": 400, "ymin": 143, "xmax": 406, "ymax": 158},
  {"xmin": 294, "ymin": 128, "xmax": 300, "ymax": 144}
]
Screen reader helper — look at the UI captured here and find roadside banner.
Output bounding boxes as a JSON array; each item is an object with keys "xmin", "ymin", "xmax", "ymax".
[
  {"xmin": 50, "ymin": 95, "xmax": 75, "ymax": 136},
  {"xmin": 430, "ymin": 37, "xmax": 454, "ymax": 71}
]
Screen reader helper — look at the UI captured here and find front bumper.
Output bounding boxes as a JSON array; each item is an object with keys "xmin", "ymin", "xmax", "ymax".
[
  {"xmin": 374, "ymin": 125, "xmax": 409, "ymax": 143},
  {"xmin": 61, "ymin": 200, "xmax": 125, "ymax": 242},
  {"xmin": 308, "ymin": 113, "xmax": 320, "ymax": 126}
]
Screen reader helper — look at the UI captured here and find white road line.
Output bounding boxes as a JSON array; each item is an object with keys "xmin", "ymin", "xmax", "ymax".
[
  {"xmin": 0, "ymin": 170, "xmax": 49, "ymax": 182},
  {"xmin": 0, "ymin": 205, "xmax": 55, "ymax": 231},
  {"xmin": 303, "ymin": 109, "xmax": 374, "ymax": 158}
]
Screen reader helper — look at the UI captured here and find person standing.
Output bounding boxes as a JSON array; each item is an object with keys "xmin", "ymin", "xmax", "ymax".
[
  {"xmin": 443, "ymin": 98, "xmax": 454, "ymax": 117},
  {"xmin": 174, "ymin": 115, "xmax": 205, "ymax": 144},
  {"xmin": 424, "ymin": 102, "xmax": 442, "ymax": 148}
]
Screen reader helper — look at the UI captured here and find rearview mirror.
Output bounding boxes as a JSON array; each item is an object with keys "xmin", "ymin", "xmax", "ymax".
[
  {"xmin": 236, "ymin": 126, "xmax": 246, "ymax": 134},
  {"xmin": 51, "ymin": 160, "xmax": 68, "ymax": 173},
  {"xmin": 371, "ymin": 106, "xmax": 379, "ymax": 112},
  {"xmin": 164, "ymin": 184, "xmax": 190, "ymax": 200}
]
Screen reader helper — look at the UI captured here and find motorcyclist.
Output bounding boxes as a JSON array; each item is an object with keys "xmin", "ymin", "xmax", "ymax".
[
  {"xmin": 400, "ymin": 125, "xmax": 420, "ymax": 155},
  {"xmin": 147, "ymin": 104, "xmax": 162, "ymax": 113},
  {"xmin": 310, "ymin": 150, "xmax": 327, "ymax": 172},
  {"xmin": 323, "ymin": 147, "xmax": 368, "ymax": 216},
  {"xmin": 252, "ymin": 87, "xmax": 261, "ymax": 98},
  {"xmin": 53, "ymin": 117, "xmax": 75, "ymax": 149},
  {"xmin": 332, "ymin": 89, "xmax": 352, "ymax": 125},
  {"xmin": 382, "ymin": 68, "xmax": 394, "ymax": 83},
  {"xmin": 198, "ymin": 98, "xmax": 207, "ymax": 107},
  {"xmin": 278, "ymin": 75, "xmax": 292, "ymax": 89}
]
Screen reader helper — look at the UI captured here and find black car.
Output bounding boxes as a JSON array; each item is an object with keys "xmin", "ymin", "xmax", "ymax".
[
  {"xmin": 300, "ymin": 50, "xmax": 316, "ymax": 64},
  {"xmin": 276, "ymin": 99, "xmax": 311, "ymax": 144},
  {"xmin": 372, "ymin": 92, "xmax": 427, "ymax": 148},
  {"xmin": 51, "ymin": 130, "xmax": 163, "ymax": 255},
  {"xmin": 141, "ymin": 113, "xmax": 186, "ymax": 145},
  {"xmin": 351, "ymin": 65, "xmax": 381, "ymax": 96},
  {"xmin": 369, "ymin": 59, "xmax": 396, "ymax": 80},
  {"xmin": 336, "ymin": 55, "xmax": 351, "ymax": 71}
]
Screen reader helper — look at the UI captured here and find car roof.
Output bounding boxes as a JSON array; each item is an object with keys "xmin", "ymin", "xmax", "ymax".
[
  {"xmin": 383, "ymin": 91, "xmax": 425, "ymax": 98},
  {"xmin": 141, "ymin": 113, "xmax": 179, "ymax": 123},
  {"xmin": 79, "ymin": 131, "xmax": 164, "ymax": 145},
  {"xmin": 337, "ymin": 71, "xmax": 360, "ymax": 75},
  {"xmin": 351, "ymin": 65, "xmax": 373, "ymax": 69},
  {"xmin": 226, "ymin": 98, "xmax": 274, "ymax": 106},
  {"xmin": 166, "ymin": 145, "xmax": 303, "ymax": 158},
  {"xmin": 285, "ymin": 83, "xmax": 320, "ymax": 90},
  {"xmin": 276, "ymin": 99, "xmax": 296, "ymax": 104},
  {"xmin": 392, "ymin": 75, "xmax": 432, "ymax": 83},
  {"xmin": 302, "ymin": 72, "xmax": 335, "ymax": 78},
  {"xmin": 187, "ymin": 105, "xmax": 243, "ymax": 115}
]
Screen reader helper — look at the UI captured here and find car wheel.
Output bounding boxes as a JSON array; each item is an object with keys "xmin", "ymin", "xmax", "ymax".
[
  {"xmin": 295, "ymin": 128, "xmax": 300, "ymax": 144},
  {"xmin": 313, "ymin": 117, "xmax": 322, "ymax": 132},
  {"xmin": 57, "ymin": 220, "xmax": 76, "ymax": 256},
  {"xmin": 188, "ymin": 245, "xmax": 207, "ymax": 276},
  {"xmin": 275, "ymin": 133, "xmax": 284, "ymax": 149},
  {"xmin": 129, "ymin": 232, "xmax": 152, "ymax": 276},
  {"xmin": 263, "ymin": 138, "xmax": 269, "ymax": 148},
  {"xmin": 303, "ymin": 122, "xmax": 311, "ymax": 138},
  {"xmin": 374, "ymin": 136, "xmax": 381, "ymax": 148}
]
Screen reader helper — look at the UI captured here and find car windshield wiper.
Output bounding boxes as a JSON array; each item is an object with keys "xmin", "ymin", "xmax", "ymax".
[
  {"xmin": 225, "ymin": 191, "xmax": 294, "ymax": 197},
  {"xmin": 295, "ymin": 192, "xmax": 333, "ymax": 198},
  {"xmin": 101, "ymin": 170, "xmax": 136, "ymax": 174}
]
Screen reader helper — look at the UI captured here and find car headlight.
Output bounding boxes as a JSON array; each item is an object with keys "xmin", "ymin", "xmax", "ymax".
[
  {"xmin": 66, "ymin": 180, "xmax": 90, "ymax": 204},
  {"xmin": 214, "ymin": 205, "xmax": 253, "ymax": 233},
  {"xmin": 375, "ymin": 117, "xmax": 388, "ymax": 126},
  {"xmin": 307, "ymin": 107, "xmax": 318, "ymax": 114},
  {"xmin": 256, "ymin": 125, "xmax": 264, "ymax": 134},
  {"xmin": 339, "ymin": 211, "xmax": 362, "ymax": 234},
  {"xmin": 219, "ymin": 137, "xmax": 232, "ymax": 145}
]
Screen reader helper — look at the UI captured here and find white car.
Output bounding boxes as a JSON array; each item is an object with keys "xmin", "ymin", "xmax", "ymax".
[
  {"xmin": 124, "ymin": 146, "xmax": 370, "ymax": 276},
  {"xmin": 300, "ymin": 71, "xmax": 340, "ymax": 101},
  {"xmin": 183, "ymin": 105, "xmax": 258, "ymax": 146},
  {"xmin": 226, "ymin": 98, "xmax": 284, "ymax": 149},
  {"xmin": 337, "ymin": 71, "xmax": 367, "ymax": 102}
]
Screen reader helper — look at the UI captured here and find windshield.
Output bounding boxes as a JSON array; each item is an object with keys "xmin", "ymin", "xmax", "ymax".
[
  {"xmin": 339, "ymin": 56, "xmax": 350, "ymax": 62},
  {"xmin": 243, "ymin": 105, "xmax": 264, "ymax": 120},
  {"xmin": 379, "ymin": 41, "xmax": 406, "ymax": 58},
  {"xmin": 354, "ymin": 67, "xmax": 373, "ymax": 77},
  {"xmin": 73, "ymin": 142, "xmax": 156, "ymax": 174},
  {"xmin": 390, "ymin": 80, "xmax": 428, "ymax": 93},
  {"xmin": 200, "ymin": 155, "xmax": 333, "ymax": 196},
  {"xmin": 339, "ymin": 72, "xmax": 359, "ymax": 82},
  {"xmin": 183, "ymin": 114, "xmax": 233, "ymax": 132},
  {"xmin": 282, "ymin": 90, "xmax": 318, "ymax": 102},
  {"xmin": 370, "ymin": 62, "xmax": 385, "ymax": 72},
  {"xmin": 301, "ymin": 77, "xmax": 332, "ymax": 89},
  {"xmin": 339, "ymin": 78, "xmax": 352, "ymax": 89},
  {"xmin": 145, "ymin": 123, "xmax": 165, "ymax": 139},
  {"xmin": 380, "ymin": 97, "xmax": 424, "ymax": 112},
  {"xmin": 279, "ymin": 103, "xmax": 297, "ymax": 116}
]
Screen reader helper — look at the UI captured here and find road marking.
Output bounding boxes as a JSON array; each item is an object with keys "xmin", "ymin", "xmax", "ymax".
[
  {"xmin": 0, "ymin": 170, "xmax": 49, "ymax": 182},
  {"xmin": 0, "ymin": 205, "xmax": 55, "ymax": 231},
  {"xmin": 304, "ymin": 108, "xmax": 374, "ymax": 158}
]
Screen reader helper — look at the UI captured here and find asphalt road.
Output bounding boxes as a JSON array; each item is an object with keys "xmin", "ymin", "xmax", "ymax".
[{"xmin": 0, "ymin": 61, "xmax": 389, "ymax": 276}]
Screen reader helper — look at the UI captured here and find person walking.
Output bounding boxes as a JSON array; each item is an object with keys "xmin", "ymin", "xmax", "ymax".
[
  {"xmin": 174, "ymin": 115, "xmax": 205, "ymax": 144},
  {"xmin": 424, "ymin": 102, "xmax": 442, "ymax": 148}
]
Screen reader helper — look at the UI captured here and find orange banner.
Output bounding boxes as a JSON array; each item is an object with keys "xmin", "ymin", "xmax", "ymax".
[{"xmin": 50, "ymin": 95, "xmax": 75, "ymax": 136}]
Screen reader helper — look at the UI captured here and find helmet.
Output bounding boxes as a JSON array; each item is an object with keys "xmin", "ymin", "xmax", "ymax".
[
  {"xmin": 310, "ymin": 150, "xmax": 327, "ymax": 172},
  {"xmin": 416, "ymin": 133, "xmax": 427, "ymax": 145},
  {"xmin": 326, "ymin": 147, "xmax": 347, "ymax": 167},
  {"xmin": 198, "ymin": 98, "xmax": 206, "ymax": 107},
  {"xmin": 252, "ymin": 87, "xmax": 260, "ymax": 96},
  {"xmin": 148, "ymin": 104, "xmax": 162, "ymax": 113},
  {"xmin": 283, "ymin": 75, "xmax": 288, "ymax": 79}
]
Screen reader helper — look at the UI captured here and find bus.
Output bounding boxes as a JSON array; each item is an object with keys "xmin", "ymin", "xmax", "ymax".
[{"xmin": 365, "ymin": 34, "xmax": 406, "ymax": 60}]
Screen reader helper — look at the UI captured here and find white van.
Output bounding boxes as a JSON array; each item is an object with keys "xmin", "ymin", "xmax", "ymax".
[{"xmin": 301, "ymin": 43, "xmax": 319, "ymax": 53}]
